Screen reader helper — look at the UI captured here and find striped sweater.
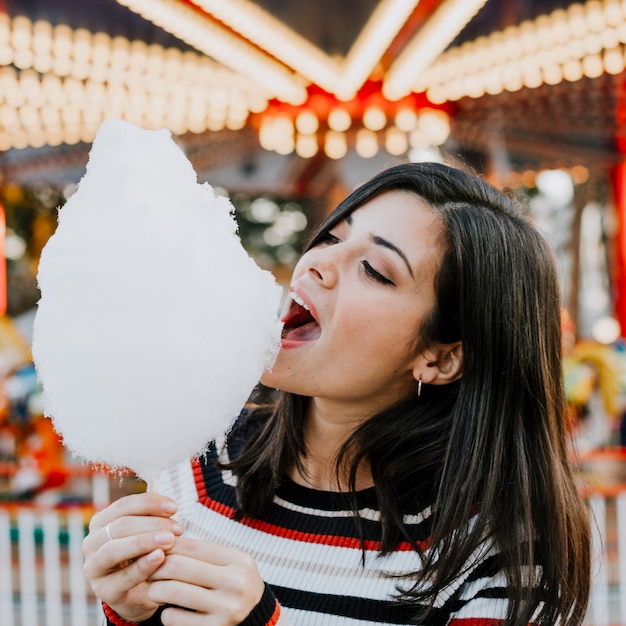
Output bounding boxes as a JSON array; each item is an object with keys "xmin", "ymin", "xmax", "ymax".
[{"xmin": 105, "ymin": 416, "xmax": 513, "ymax": 626}]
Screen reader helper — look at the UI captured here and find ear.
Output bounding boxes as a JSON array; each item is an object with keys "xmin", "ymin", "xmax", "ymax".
[{"xmin": 412, "ymin": 342, "xmax": 463, "ymax": 386}]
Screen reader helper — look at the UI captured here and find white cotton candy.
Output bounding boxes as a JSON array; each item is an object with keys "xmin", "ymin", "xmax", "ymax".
[{"xmin": 32, "ymin": 119, "xmax": 283, "ymax": 483}]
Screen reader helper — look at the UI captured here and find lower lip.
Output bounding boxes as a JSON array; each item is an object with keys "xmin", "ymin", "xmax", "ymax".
[{"xmin": 280, "ymin": 337, "xmax": 316, "ymax": 349}]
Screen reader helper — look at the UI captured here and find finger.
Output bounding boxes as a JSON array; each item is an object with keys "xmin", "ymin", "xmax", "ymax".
[
  {"xmin": 89, "ymin": 548, "xmax": 166, "ymax": 604},
  {"xmin": 150, "ymin": 554, "xmax": 221, "ymax": 588},
  {"xmin": 84, "ymin": 501, "xmax": 183, "ymax": 556},
  {"xmin": 159, "ymin": 606, "xmax": 218, "ymax": 626},
  {"xmin": 89, "ymin": 493, "xmax": 178, "ymax": 533},
  {"xmin": 84, "ymin": 530, "xmax": 176, "ymax": 580},
  {"xmin": 148, "ymin": 579, "xmax": 213, "ymax": 614},
  {"xmin": 165, "ymin": 537, "xmax": 250, "ymax": 567}
]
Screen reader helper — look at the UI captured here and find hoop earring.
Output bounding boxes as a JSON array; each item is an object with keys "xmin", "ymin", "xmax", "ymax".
[{"xmin": 417, "ymin": 378, "xmax": 422, "ymax": 398}]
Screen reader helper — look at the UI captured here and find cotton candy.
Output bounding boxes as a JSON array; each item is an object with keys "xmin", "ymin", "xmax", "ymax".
[{"xmin": 32, "ymin": 119, "xmax": 283, "ymax": 484}]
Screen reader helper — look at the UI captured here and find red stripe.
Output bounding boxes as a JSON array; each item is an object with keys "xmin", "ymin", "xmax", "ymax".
[
  {"xmin": 102, "ymin": 603, "xmax": 140, "ymax": 626},
  {"xmin": 192, "ymin": 459, "xmax": 426, "ymax": 552},
  {"xmin": 268, "ymin": 601, "xmax": 281, "ymax": 626},
  {"xmin": 448, "ymin": 617, "xmax": 504, "ymax": 626}
]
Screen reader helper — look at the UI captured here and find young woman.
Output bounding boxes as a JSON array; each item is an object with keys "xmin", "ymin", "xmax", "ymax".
[{"xmin": 83, "ymin": 162, "xmax": 591, "ymax": 626}]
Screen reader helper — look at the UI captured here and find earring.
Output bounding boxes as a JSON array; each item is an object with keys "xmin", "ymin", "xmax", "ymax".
[{"xmin": 417, "ymin": 377, "xmax": 422, "ymax": 398}]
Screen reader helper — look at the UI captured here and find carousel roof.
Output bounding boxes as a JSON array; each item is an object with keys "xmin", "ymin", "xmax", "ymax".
[{"xmin": 0, "ymin": 0, "xmax": 624, "ymax": 195}]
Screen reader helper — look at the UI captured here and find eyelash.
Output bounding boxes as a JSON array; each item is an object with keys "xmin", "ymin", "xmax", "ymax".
[
  {"xmin": 317, "ymin": 231, "xmax": 395, "ymax": 286},
  {"xmin": 362, "ymin": 261, "xmax": 395, "ymax": 286}
]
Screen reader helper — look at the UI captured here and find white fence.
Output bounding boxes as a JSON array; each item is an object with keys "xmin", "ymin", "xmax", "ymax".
[{"xmin": 0, "ymin": 476, "xmax": 625, "ymax": 626}]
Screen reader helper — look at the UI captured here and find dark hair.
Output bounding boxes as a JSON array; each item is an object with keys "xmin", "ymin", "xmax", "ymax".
[{"xmin": 225, "ymin": 162, "xmax": 590, "ymax": 625}]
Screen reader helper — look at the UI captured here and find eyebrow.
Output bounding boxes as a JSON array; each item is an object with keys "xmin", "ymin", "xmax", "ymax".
[
  {"xmin": 372, "ymin": 235, "xmax": 414, "ymax": 278},
  {"xmin": 345, "ymin": 214, "xmax": 414, "ymax": 278}
]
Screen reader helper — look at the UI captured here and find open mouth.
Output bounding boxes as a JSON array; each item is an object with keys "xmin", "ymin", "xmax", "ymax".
[{"xmin": 281, "ymin": 291, "xmax": 321, "ymax": 342}]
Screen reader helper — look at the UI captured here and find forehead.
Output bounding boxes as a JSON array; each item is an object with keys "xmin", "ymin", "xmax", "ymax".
[
  {"xmin": 350, "ymin": 190, "xmax": 444, "ymax": 271},
  {"xmin": 350, "ymin": 190, "xmax": 441, "ymax": 237}
]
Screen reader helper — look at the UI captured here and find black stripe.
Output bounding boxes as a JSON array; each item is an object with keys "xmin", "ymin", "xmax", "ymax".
[{"xmin": 271, "ymin": 584, "xmax": 427, "ymax": 624}]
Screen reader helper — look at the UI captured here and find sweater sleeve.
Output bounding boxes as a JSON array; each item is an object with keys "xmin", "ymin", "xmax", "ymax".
[{"xmin": 102, "ymin": 586, "xmax": 289, "ymax": 626}]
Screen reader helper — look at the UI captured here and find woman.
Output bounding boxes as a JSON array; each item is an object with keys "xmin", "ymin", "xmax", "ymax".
[{"xmin": 83, "ymin": 162, "xmax": 590, "ymax": 626}]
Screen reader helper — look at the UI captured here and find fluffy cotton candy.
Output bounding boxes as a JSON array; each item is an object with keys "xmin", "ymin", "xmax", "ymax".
[{"xmin": 32, "ymin": 119, "xmax": 283, "ymax": 484}]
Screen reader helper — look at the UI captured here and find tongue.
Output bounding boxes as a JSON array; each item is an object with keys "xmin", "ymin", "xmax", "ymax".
[{"xmin": 283, "ymin": 320, "xmax": 321, "ymax": 342}]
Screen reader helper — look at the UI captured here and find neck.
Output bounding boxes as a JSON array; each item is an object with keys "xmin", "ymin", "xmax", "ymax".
[{"xmin": 288, "ymin": 399, "xmax": 373, "ymax": 492}]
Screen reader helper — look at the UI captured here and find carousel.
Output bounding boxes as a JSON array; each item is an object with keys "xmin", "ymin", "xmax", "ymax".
[{"xmin": 1, "ymin": 0, "xmax": 626, "ymax": 467}]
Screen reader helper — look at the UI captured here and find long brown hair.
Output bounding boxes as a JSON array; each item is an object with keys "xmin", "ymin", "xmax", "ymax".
[{"xmin": 225, "ymin": 162, "xmax": 590, "ymax": 625}]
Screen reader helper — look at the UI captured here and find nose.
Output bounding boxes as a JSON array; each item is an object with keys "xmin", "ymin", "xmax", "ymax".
[{"xmin": 302, "ymin": 245, "xmax": 340, "ymax": 288}]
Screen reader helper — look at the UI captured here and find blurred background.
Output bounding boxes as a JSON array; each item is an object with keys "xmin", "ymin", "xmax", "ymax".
[{"xmin": 0, "ymin": 0, "xmax": 625, "ymax": 624}]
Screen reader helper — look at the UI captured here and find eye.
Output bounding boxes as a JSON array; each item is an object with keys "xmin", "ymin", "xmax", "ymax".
[
  {"xmin": 362, "ymin": 261, "xmax": 395, "ymax": 286},
  {"xmin": 317, "ymin": 231, "xmax": 341, "ymax": 246}
]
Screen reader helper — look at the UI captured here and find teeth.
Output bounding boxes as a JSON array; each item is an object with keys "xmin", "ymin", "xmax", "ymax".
[{"xmin": 290, "ymin": 291, "xmax": 310, "ymax": 311}]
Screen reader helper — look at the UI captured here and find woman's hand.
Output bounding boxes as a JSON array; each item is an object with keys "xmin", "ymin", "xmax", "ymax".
[
  {"xmin": 147, "ymin": 537, "xmax": 266, "ymax": 626},
  {"xmin": 83, "ymin": 492, "xmax": 184, "ymax": 623}
]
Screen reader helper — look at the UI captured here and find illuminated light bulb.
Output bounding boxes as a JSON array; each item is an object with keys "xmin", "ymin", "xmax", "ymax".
[
  {"xmin": 563, "ymin": 59, "xmax": 583, "ymax": 83},
  {"xmin": 550, "ymin": 11, "xmax": 570, "ymax": 45},
  {"xmin": 426, "ymin": 86, "xmax": 448, "ymax": 104},
  {"xmin": 259, "ymin": 117, "xmax": 278, "ymax": 151},
  {"xmin": 604, "ymin": 47, "xmax": 625, "ymax": 74},
  {"xmin": 12, "ymin": 131, "xmax": 30, "ymax": 150},
  {"xmin": 503, "ymin": 69, "xmax": 523, "ymax": 92},
  {"xmin": 409, "ymin": 128, "xmax": 429, "ymax": 149},
  {"xmin": 465, "ymin": 75, "xmax": 485, "ymax": 98},
  {"xmin": 19, "ymin": 104, "xmax": 39, "ymax": 128},
  {"xmin": 11, "ymin": 15, "xmax": 32, "ymax": 50},
  {"xmin": 363, "ymin": 106, "xmax": 386, "ymax": 131},
  {"xmin": 226, "ymin": 116, "xmax": 247, "ymax": 131},
  {"xmin": 446, "ymin": 81, "xmax": 465, "ymax": 101},
  {"xmin": 0, "ymin": 18, "xmax": 9, "ymax": 47},
  {"xmin": 603, "ymin": 0, "xmax": 623, "ymax": 27},
  {"xmin": 585, "ymin": 1, "xmax": 606, "ymax": 33},
  {"xmin": 295, "ymin": 134, "xmax": 318, "ymax": 158},
  {"xmin": 600, "ymin": 28, "xmax": 619, "ymax": 49},
  {"xmin": 206, "ymin": 116, "xmax": 225, "ymax": 132},
  {"xmin": 275, "ymin": 133, "xmax": 295, "ymax": 155},
  {"xmin": 324, "ymin": 130, "xmax": 347, "ymax": 159},
  {"xmin": 13, "ymin": 50, "xmax": 33, "ymax": 70},
  {"xmin": 295, "ymin": 110, "xmax": 318, "ymax": 134},
  {"xmin": 0, "ymin": 45, "xmax": 12, "ymax": 65},
  {"xmin": 32, "ymin": 19, "xmax": 52, "ymax": 48},
  {"xmin": 542, "ymin": 64, "xmax": 563, "ymax": 85},
  {"xmin": 582, "ymin": 53, "xmax": 604, "ymax": 77},
  {"xmin": 33, "ymin": 53, "xmax": 53, "ymax": 73},
  {"xmin": 592, "ymin": 316, "xmax": 621, "ymax": 344},
  {"xmin": 567, "ymin": 4, "xmax": 589, "ymax": 39},
  {"xmin": 583, "ymin": 32, "xmax": 603, "ymax": 55},
  {"xmin": 418, "ymin": 109, "xmax": 451, "ymax": 145},
  {"xmin": 570, "ymin": 165, "xmax": 589, "ymax": 184},
  {"xmin": 53, "ymin": 57, "xmax": 73, "ymax": 77},
  {"xmin": 272, "ymin": 114, "xmax": 294, "ymax": 139},
  {"xmin": 394, "ymin": 107, "xmax": 418, "ymax": 132},
  {"xmin": 617, "ymin": 23, "xmax": 626, "ymax": 44},
  {"xmin": 522, "ymin": 66, "xmax": 543, "ymax": 89},
  {"xmin": 355, "ymin": 128, "xmax": 378, "ymax": 158},
  {"xmin": 0, "ymin": 105, "xmax": 18, "ymax": 128},
  {"xmin": 328, "ymin": 108, "xmax": 351, "ymax": 132},
  {"xmin": 517, "ymin": 20, "xmax": 537, "ymax": 55},
  {"xmin": 5, "ymin": 84, "xmax": 24, "ymax": 108},
  {"xmin": 385, "ymin": 126, "xmax": 408, "ymax": 156}
]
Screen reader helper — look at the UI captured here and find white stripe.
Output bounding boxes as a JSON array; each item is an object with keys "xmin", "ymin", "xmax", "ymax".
[
  {"xmin": 184, "ymin": 502, "xmax": 421, "ymax": 599},
  {"xmin": 452, "ymin": 596, "xmax": 510, "ymax": 620},
  {"xmin": 274, "ymin": 495, "xmax": 431, "ymax": 526}
]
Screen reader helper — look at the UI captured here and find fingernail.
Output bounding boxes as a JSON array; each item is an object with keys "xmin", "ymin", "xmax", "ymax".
[
  {"xmin": 147, "ymin": 549, "xmax": 163, "ymax": 564},
  {"xmin": 155, "ymin": 532, "xmax": 174, "ymax": 545},
  {"xmin": 172, "ymin": 522, "xmax": 184, "ymax": 535},
  {"xmin": 162, "ymin": 501, "xmax": 177, "ymax": 514}
]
